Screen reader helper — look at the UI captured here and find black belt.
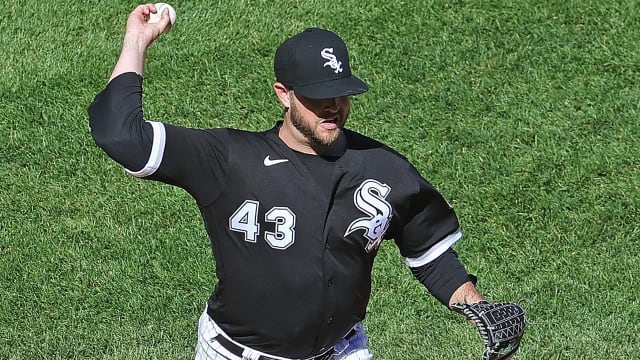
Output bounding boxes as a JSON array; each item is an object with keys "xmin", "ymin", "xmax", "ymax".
[{"xmin": 213, "ymin": 335, "xmax": 334, "ymax": 360}]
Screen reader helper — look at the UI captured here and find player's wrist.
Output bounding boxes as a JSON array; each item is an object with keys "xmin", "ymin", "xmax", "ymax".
[
  {"xmin": 121, "ymin": 32, "xmax": 153, "ymax": 55},
  {"xmin": 447, "ymin": 281, "xmax": 484, "ymax": 308}
]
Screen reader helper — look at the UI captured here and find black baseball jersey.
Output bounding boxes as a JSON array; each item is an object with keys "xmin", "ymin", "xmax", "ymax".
[{"xmin": 89, "ymin": 73, "xmax": 462, "ymax": 358}]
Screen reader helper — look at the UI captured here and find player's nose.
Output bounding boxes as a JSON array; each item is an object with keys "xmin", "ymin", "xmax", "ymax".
[{"xmin": 324, "ymin": 97, "xmax": 339, "ymax": 111}]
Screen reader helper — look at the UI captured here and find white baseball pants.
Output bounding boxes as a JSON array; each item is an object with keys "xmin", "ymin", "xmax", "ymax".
[{"xmin": 195, "ymin": 308, "xmax": 374, "ymax": 360}]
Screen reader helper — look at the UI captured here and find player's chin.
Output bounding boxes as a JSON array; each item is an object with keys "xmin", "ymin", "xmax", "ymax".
[{"xmin": 313, "ymin": 128, "xmax": 342, "ymax": 147}]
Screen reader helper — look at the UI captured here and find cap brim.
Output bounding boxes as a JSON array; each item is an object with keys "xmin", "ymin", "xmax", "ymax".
[{"xmin": 293, "ymin": 76, "xmax": 369, "ymax": 99}]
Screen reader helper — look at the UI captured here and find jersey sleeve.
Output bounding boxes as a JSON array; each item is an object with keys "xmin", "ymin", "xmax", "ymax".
[
  {"xmin": 141, "ymin": 123, "xmax": 230, "ymax": 205},
  {"xmin": 88, "ymin": 72, "xmax": 229, "ymax": 206},
  {"xmin": 393, "ymin": 165, "xmax": 462, "ymax": 268}
]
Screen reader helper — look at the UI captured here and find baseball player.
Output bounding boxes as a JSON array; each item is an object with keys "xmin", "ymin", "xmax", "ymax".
[{"xmin": 88, "ymin": 4, "xmax": 525, "ymax": 360}]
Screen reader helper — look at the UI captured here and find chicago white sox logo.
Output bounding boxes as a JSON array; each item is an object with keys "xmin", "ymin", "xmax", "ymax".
[
  {"xmin": 344, "ymin": 179, "xmax": 393, "ymax": 252},
  {"xmin": 321, "ymin": 48, "xmax": 343, "ymax": 74}
]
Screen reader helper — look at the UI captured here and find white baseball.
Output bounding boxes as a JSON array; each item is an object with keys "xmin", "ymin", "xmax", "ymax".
[{"xmin": 148, "ymin": 3, "xmax": 177, "ymax": 26}]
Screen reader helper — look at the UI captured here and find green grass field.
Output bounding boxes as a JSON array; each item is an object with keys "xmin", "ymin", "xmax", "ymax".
[{"xmin": 1, "ymin": 1, "xmax": 639, "ymax": 359}]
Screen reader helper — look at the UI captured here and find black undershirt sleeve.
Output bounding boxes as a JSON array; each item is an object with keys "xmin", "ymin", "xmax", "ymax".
[
  {"xmin": 88, "ymin": 72, "xmax": 153, "ymax": 171},
  {"xmin": 409, "ymin": 248, "xmax": 476, "ymax": 306}
]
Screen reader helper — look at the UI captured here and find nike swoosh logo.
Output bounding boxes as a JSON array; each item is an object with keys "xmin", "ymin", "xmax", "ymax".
[{"xmin": 263, "ymin": 156, "xmax": 289, "ymax": 167}]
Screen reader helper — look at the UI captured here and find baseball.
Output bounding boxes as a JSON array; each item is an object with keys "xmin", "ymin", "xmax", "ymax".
[{"xmin": 148, "ymin": 3, "xmax": 177, "ymax": 26}]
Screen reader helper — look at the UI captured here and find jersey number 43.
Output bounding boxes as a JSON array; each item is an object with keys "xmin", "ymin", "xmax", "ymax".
[{"xmin": 229, "ymin": 200, "xmax": 296, "ymax": 250}]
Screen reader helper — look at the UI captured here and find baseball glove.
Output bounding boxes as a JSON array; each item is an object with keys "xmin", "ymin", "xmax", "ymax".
[{"xmin": 451, "ymin": 301, "xmax": 526, "ymax": 360}]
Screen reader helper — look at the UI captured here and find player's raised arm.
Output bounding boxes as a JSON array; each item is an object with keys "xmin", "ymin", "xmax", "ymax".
[
  {"xmin": 88, "ymin": 3, "xmax": 175, "ymax": 172},
  {"xmin": 109, "ymin": 3, "xmax": 174, "ymax": 82}
]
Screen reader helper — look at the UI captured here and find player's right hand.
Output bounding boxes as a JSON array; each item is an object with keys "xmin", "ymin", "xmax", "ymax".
[{"xmin": 124, "ymin": 4, "xmax": 172, "ymax": 48}]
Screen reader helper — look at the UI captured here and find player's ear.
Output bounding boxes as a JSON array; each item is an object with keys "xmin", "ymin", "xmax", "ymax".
[{"xmin": 273, "ymin": 82, "xmax": 291, "ymax": 109}]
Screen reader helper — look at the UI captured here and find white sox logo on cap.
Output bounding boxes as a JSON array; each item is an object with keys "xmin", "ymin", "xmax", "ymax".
[{"xmin": 321, "ymin": 48, "xmax": 343, "ymax": 74}]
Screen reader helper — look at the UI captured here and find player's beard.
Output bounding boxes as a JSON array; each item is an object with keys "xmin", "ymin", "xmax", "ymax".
[{"xmin": 289, "ymin": 100, "xmax": 346, "ymax": 149}]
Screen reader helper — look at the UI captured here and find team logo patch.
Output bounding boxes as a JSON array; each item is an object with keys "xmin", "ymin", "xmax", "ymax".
[
  {"xmin": 344, "ymin": 179, "xmax": 393, "ymax": 252},
  {"xmin": 321, "ymin": 48, "xmax": 343, "ymax": 74}
]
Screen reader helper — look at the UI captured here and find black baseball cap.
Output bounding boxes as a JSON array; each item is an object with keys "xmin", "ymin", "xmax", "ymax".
[{"xmin": 274, "ymin": 28, "xmax": 369, "ymax": 99}]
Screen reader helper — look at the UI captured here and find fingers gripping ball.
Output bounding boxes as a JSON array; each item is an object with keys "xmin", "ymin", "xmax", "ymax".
[
  {"xmin": 452, "ymin": 301, "xmax": 526, "ymax": 360},
  {"xmin": 148, "ymin": 3, "xmax": 177, "ymax": 27}
]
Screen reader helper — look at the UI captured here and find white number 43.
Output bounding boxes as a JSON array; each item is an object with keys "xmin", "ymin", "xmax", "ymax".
[{"xmin": 229, "ymin": 200, "xmax": 296, "ymax": 250}]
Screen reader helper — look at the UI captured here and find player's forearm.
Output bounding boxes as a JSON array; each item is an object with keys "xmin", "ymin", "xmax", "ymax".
[
  {"xmin": 447, "ymin": 281, "xmax": 484, "ymax": 307},
  {"xmin": 109, "ymin": 34, "xmax": 149, "ymax": 82},
  {"xmin": 410, "ymin": 248, "xmax": 476, "ymax": 306}
]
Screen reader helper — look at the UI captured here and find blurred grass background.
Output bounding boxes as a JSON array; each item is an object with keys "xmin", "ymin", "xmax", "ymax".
[{"xmin": 1, "ymin": 0, "xmax": 638, "ymax": 359}]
